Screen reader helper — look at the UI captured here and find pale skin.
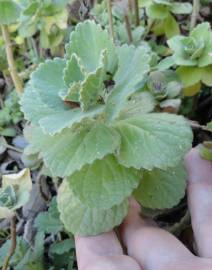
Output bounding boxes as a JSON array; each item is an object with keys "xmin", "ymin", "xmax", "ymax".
[{"xmin": 75, "ymin": 148, "xmax": 212, "ymax": 270}]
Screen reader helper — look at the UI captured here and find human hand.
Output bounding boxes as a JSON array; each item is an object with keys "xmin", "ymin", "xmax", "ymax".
[{"xmin": 75, "ymin": 148, "xmax": 212, "ymax": 270}]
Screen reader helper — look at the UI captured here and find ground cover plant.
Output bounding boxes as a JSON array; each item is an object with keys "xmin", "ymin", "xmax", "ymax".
[{"xmin": 0, "ymin": 0, "xmax": 211, "ymax": 269}]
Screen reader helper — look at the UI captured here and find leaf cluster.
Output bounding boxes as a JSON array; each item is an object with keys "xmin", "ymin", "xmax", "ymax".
[
  {"xmin": 21, "ymin": 20, "xmax": 193, "ymax": 236},
  {"xmin": 166, "ymin": 23, "xmax": 212, "ymax": 90},
  {"xmin": 18, "ymin": 0, "xmax": 69, "ymax": 52}
]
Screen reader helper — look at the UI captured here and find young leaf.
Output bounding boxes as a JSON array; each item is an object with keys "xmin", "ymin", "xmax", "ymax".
[
  {"xmin": 106, "ymin": 44, "xmax": 150, "ymax": 121},
  {"xmin": 114, "ymin": 113, "xmax": 192, "ymax": 170},
  {"xmin": 68, "ymin": 155, "xmax": 140, "ymax": 209},
  {"xmin": 57, "ymin": 180, "xmax": 128, "ymax": 236},
  {"xmin": 134, "ymin": 163, "xmax": 187, "ymax": 209},
  {"xmin": 66, "ymin": 20, "xmax": 117, "ymax": 73}
]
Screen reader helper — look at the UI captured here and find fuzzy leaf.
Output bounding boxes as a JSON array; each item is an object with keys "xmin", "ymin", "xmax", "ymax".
[
  {"xmin": 57, "ymin": 180, "xmax": 128, "ymax": 236},
  {"xmin": 39, "ymin": 105, "xmax": 105, "ymax": 135},
  {"xmin": 63, "ymin": 53, "xmax": 85, "ymax": 90},
  {"xmin": 106, "ymin": 45, "xmax": 150, "ymax": 121},
  {"xmin": 114, "ymin": 113, "xmax": 192, "ymax": 170},
  {"xmin": 0, "ymin": 0, "xmax": 20, "ymax": 25},
  {"xmin": 27, "ymin": 123, "xmax": 121, "ymax": 177},
  {"xmin": 118, "ymin": 92, "xmax": 155, "ymax": 119},
  {"xmin": 79, "ymin": 50, "xmax": 107, "ymax": 111},
  {"xmin": 68, "ymin": 155, "xmax": 140, "ymax": 209},
  {"xmin": 66, "ymin": 20, "xmax": 117, "ymax": 73},
  {"xmin": 31, "ymin": 58, "xmax": 67, "ymax": 109},
  {"xmin": 134, "ymin": 163, "xmax": 187, "ymax": 209}
]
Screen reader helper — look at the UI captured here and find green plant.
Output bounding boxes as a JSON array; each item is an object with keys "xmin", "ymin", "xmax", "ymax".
[
  {"xmin": 165, "ymin": 22, "xmax": 212, "ymax": 95},
  {"xmin": 0, "ymin": 169, "xmax": 32, "ymax": 270},
  {"xmin": 0, "ymin": 91, "xmax": 23, "ymax": 137},
  {"xmin": 21, "ymin": 20, "xmax": 192, "ymax": 236},
  {"xmin": 18, "ymin": 0, "xmax": 69, "ymax": 54},
  {"xmin": 142, "ymin": 0, "xmax": 192, "ymax": 38},
  {"xmin": 145, "ymin": 70, "xmax": 183, "ymax": 112}
]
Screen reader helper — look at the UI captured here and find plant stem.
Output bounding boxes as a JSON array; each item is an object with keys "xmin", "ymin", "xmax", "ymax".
[
  {"xmin": 2, "ymin": 216, "xmax": 17, "ymax": 270},
  {"xmin": 190, "ymin": 0, "xmax": 200, "ymax": 30},
  {"xmin": 1, "ymin": 25, "xmax": 23, "ymax": 95},
  {"xmin": 124, "ymin": 14, "xmax": 133, "ymax": 43},
  {"xmin": 106, "ymin": 0, "xmax": 115, "ymax": 42},
  {"xmin": 134, "ymin": 0, "xmax": 140, "ymax": 26}
]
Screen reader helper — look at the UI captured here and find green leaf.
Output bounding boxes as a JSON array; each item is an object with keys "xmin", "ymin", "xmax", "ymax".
[
  {"xmin": 133, "ymin": 163, "xmax": 187, "ymax": 209},
  {"xmin": 171, "ymin": 2, "xmax": 192, "ymax": 14},
  {"xmin": 39, "ymin": 105, "xmax": 105, "ymax": 135},
  {"xmin": 68, "ymin": 155, "xmax": 140, "ymax": 209},
  {"xmin": 167, "ymin": 36, "xmax": 197, "ymax": 66},
  {"xmin": 183, "ymin": 82, "xmax": 201, "ymax": 96},
  {"xmin": 0, "ymin": 169, "xmax": 32, "ymax": 219},
  {"xmin": 176, "ymin": 66, "xmax": 202, "ymax": 87},
  {"xmin": 164, "ymin": 14, "xmax": 180, "ymax": 38},
  {"xmin": 201, "ymin": 65, "xmax": 212, "ymax": 86},
  {"xmin": 27, "ymin": 123, "xmax": 121, "ymax": 177},
  {"xmin": 198, "ymin": 33, "xmax": 212, "ymax": 67},
  {"xmin": 34, "ymin": 197, "xmax": 64, "ymax": 234},
  {"xmin": 0, "ymin": 237, "xmax": 29, "ymax": 267},
  {"xmin": 146, "ymin": 4, "xmax": 170, "ymax": 19},
  {"xmin": 0, "ymin": 0, "xmax": 21, "ymax": 25},
  {"xmin": 79, "ymin": 50, "xmax": 106, "ymax": 111},
  {"xmin": 118, "ymin": 92, "xmax": 155, "ymax": 119},
  {"xmin": 106, "ymin": 45, "xmax": 150, "ymax": 121},
  {"xmin": 63, "ymin": 53, "xmax": 85, "ymax": 88},
  {"xmin": 114, "ymin": 113, "xmax": 192, "ymax": 170},
  {"xmin": 20, "ymin": 84, "xmax": 55, "ymax": 126},
  {"xmin": 66, "ymin": 20, "xmax": 117, "ymax": 74},
  {"xmin": 57, "ymin": 180, "xmax": 128, "ymax": 236},
  {"xmin": 157, "ymin": 56, "xmax": 175, "ymax": 71},
  {"xmin": 49, "ymin": 239, "xmax": 74, "ymax": 256},
  {"xmin": 15, "ymin": 232, "xmax": 45, "ymax": 270},
  {"xmin": 31, "ymin": 58, "xmax": 67, "ymax": 109},
  {"xmin": 207, "ymin": 121, "xmax": 212, "ymax": 131}
]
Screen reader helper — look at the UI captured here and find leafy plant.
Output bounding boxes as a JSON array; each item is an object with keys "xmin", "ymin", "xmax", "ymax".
[
  {"xmin": 34, "ymin": 197, "xmax": 64, "ymax": 234},
  {"xmin": 164, "ymin": 22, "xmax": 212, "ymax": 95},
  {"xmin": 0, "ymin": 168, "xmax": 32, "ymax": 219},
  {"xmin": 18, "ymin": 0, "xmax": 69, "ymax": 54},
  {"xmin": 145, "ymin": 70, "xmax": 183, "ymax": 112},
  {"xmin": 142, "ymin": 0, "xmax": 192, "ymax": 38},
  {"xmin": 21, "ymin": 20, "xmax": 192, "ymax": 236},
  {"xmin": 0, "ymin": 91, "xmax": 23, "ymax": 137}
]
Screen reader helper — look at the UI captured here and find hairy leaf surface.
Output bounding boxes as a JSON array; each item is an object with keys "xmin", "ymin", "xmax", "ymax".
[
  {"xmin": 114, "ymin": 113, "xmax": 192, "ymax": 170},
  {"xmin": 134, "ymin": 163, "xmax": 187, "ymax": 209},
  {"xmin": 68, "ymin": 155, "xmax": 140, "ymax": 209},
  {"xmin": 57, "ymin": 180, "xmax": 128, "ymax": 236}
]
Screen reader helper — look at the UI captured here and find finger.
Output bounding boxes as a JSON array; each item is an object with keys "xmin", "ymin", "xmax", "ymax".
[
  {"xmin": 185, "ymin": 148, "xmax": 212, "ymax": 258},
  {"xmin": 120, "ymin": 199, "xmax": 194, "ymax": 270},
  {"xmin": 75, "ymin": 231, "xmax": 141, "ymax": 270}
]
